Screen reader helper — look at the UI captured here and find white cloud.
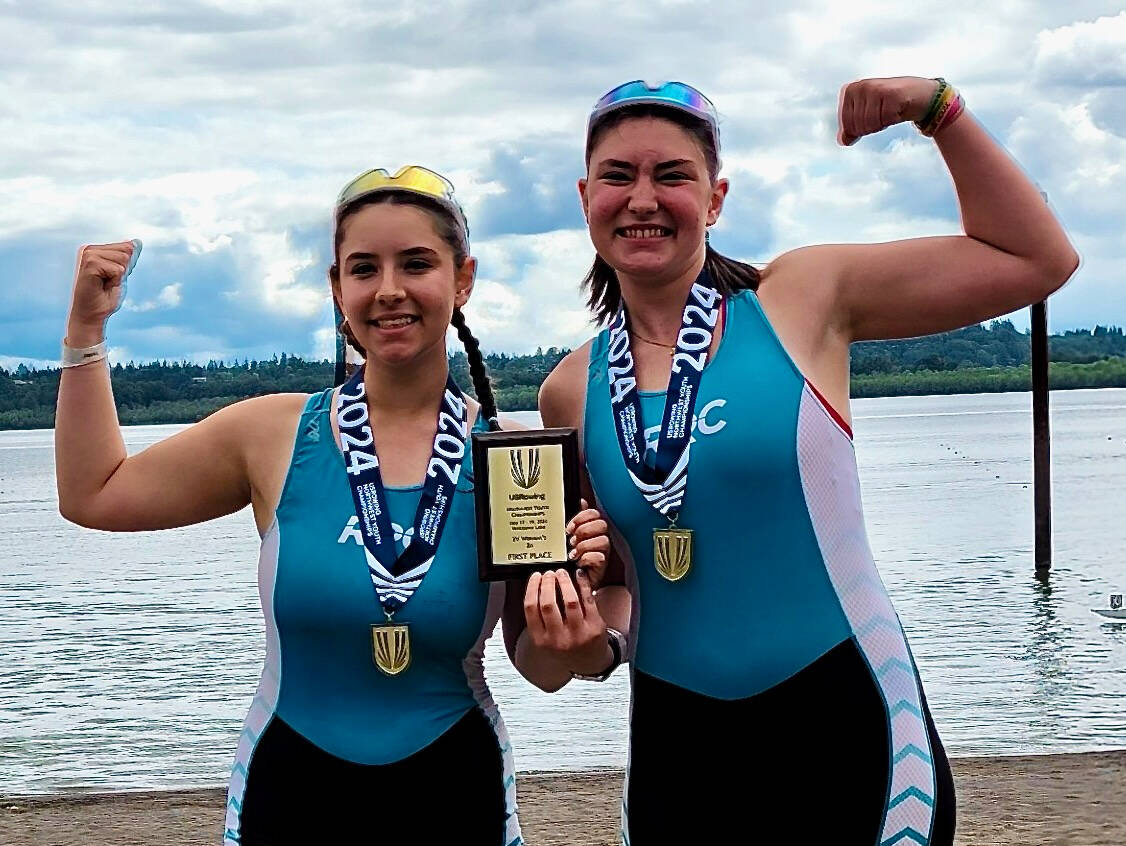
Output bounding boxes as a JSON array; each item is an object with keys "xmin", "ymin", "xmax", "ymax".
[
  {"xmin": 0, "ymin": 355, "xmax": 58, "ymax": 371},
  {"xmin": 1034, "ymin": 11, "xmax": 1126, "ymax": 86},
  {"xmin": 464, "ymin": 230, "xmax": 599, "ymax": 353},
  {"xmin": 312, "ymin": 326, "xmax": 337, "ymax": 362},
  {"xmin": 464, "ymin": 280, "xmax": 523, "ymax": 336},
  {"xmin": 106, "ymin": 344, "xmax": 131, "ymax": 364},
  {"xmin": 3, "ymin": 0, "xmax": 1125, "ymax": 365},
  {"xmin": 126, "ymin": 282, "xmax": 182, "ymax": 313},
  {"xmin": 238, "ymin": 231, "xmax": 324, "ymax": 319}
]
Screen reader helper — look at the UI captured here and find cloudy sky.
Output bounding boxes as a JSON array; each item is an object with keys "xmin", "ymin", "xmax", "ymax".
[{"xmin": 3, "ymin": 0, "xmax": 1124, "ymax": 368}]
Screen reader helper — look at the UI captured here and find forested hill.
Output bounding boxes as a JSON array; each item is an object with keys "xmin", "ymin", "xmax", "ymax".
[
  {"xmin": 0, "ymin": 347, "xmax": 569, "ymax": 430},
  {"xmin": 850, "ymin": 321, "xmax": 1126, "ymax": 372},
  {"xmin": 2, "ymin": 320, "xmax": 1124, "ymax": 430}
]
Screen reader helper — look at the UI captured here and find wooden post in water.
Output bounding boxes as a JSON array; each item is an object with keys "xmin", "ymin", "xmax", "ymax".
[{"xmin": 1032, "ymin": 299, "xmax": 1051, "ymax": 572}]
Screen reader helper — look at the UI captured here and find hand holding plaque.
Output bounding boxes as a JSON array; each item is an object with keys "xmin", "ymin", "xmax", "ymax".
[
  {"xmin": 472, "ymin": 428, "xmax": 582, "ymax": 581},
  {"xmin": 565, "ymin": 499, "xmax": 611, "ymax": 586},
  {"xmin": 521, "ymin": 567, "xmax": 617, "ymax": 678}
]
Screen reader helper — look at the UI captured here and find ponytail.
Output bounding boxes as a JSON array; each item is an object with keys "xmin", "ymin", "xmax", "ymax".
[
  {"xmin": 450, "ymin": 307, "xmax": 500, "ymax": 431},
  {"xmin": 581, "ymin": 244, "xmax": 762, "ymax": 325},
  {"xmin": 703, "ymin": 244, "xmax": 762, "ymax": 300},
  {"xmin": 582, "ymin": 253, "xmax": 621, "ymax": 324}
]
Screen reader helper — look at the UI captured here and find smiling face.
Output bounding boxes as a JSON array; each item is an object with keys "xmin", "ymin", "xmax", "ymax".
[
  {"xmin": 580, "ymin": 115, "xmax": 728, "ymax": 286},
  {"xmin": 331, "ymin": 198, "xmax": 475, "ymax": 366}
]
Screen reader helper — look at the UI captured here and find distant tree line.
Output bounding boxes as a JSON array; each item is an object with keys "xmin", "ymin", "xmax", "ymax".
[
  {"xmin": 850, "ymin": 320, "xmax": 1126, "ymax": 374},
  {"xmin": 0, "ymin": 348, "xmax": 571, "ymax": 430},
  {"xmin": 2, "ymin": 321, "xmax": 1124, "ymax": 430},
  {"xmin": 852, "ymin": 358, "xmax": 1126, "ymax": 398}
]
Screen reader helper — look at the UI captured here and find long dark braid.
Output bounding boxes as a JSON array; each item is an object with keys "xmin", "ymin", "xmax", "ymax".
[{"xmin": 450, "ymin": 307, "xmax": 500, "ymax": 431}]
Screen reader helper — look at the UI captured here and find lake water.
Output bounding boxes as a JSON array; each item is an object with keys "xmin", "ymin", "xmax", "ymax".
[{"xmin": 1, "ymin": 390, "xmax": 1124, "ymax": 794}]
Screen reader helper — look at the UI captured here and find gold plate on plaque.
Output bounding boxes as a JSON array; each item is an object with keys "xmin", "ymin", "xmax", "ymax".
[
  {"xmin": 653, "ymin": 527, "xmax": 693, "ymax": 582},
  {"xmin": 371, "ymin": 623, "xmax": 411, "ymax": 676},
  {"xmin": 471, "ymin": 428, "xmax": 581, "ymax": 582},
  {"xmin": 486, "ymin": 444, "xmax": 566, "ymax": 569}
]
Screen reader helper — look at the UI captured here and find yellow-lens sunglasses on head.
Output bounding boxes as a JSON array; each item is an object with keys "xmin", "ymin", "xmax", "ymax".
[{"xmin": 335, "ymin": 165, "xmax": 469, "ymax": 244}]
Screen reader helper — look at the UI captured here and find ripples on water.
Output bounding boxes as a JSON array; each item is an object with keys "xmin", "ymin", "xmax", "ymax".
[{"xmin": 1, "ymin": 390, "xmax": 1124, "ymax": 793}]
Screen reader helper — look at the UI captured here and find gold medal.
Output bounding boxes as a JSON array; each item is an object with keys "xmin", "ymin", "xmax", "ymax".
[
  {"xmin": 653, "ymin": 526, "xmax": 693, "ymax": 582},
  {"xmin": 371, "ymin": 620, "xmax": 411, "ymax": 676}
]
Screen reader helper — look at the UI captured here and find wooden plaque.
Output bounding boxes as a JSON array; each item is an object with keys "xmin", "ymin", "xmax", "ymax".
[{"xmin": 471, "ymin": 428, "xmax": 581, "ymax": 582}]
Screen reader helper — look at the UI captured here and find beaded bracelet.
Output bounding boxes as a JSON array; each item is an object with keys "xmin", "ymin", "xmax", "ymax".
[
  {"xmin": 926, "ymin": 91, "xmax": 954, "ymax": 134},
  {"xmin": 915, "ymin": 79, "xmax": 946, "ymax": 130},
  {"xmin": 915, "ymin": 79, "xmax": 964, "ymax": 137},
  {"xmin": 918, "ymin": 83, "xmax": 953, "ymax": 135},
  {"xmin": 932, "ymin": 92, "xmax": 966, "ymax": 135}
]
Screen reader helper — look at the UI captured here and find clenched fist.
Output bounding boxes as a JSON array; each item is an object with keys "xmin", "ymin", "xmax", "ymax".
[
  {"xmin": 837, "ymin": 77, "xmax": 941, "ymax": 146},
  {"xmin": 66, "ymin": 239, "xmax": 141, "ymax": 346}
]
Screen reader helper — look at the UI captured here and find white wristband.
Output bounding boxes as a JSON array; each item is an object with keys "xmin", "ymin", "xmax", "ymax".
[{"xmin": 61, "ymin": 339, "xmax": 108, "ymax": 368}]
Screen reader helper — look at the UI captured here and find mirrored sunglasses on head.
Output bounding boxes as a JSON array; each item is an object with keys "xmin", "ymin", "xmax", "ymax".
[
  {"xmin": 334, "ymin": 164, "xmax": 469, "ymax": 242},
  {"xmin": 336, "ymin": 164, "xmax": 457, "ymax": 209},
  {"xmin": 590, "ymin": 79, "xmax": 719, "ymax": 126}
]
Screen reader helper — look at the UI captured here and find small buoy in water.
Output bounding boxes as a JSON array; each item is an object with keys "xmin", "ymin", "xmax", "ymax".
[{"xmin": 1093, "ymin": 594, "xmax": 1126, "ymax": 620}]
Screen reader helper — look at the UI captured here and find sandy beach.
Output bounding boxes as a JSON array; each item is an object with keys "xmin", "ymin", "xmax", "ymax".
[{"xmin": 1, "ymin": 750, "xmax": 1123, "ymax": 845}]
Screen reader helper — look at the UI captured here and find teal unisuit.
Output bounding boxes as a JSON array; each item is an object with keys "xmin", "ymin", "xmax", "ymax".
[
  {"xmin": 585, "ymin": 289, "xmax": 851, "ymax": 699},
  {"xmin": 223, "ymin": 386, "xmax": 522, "ymax": 846},
  {"xmin": 271, "ymin": 387, "xmax": 492, "ymax": 761},
  {"xmin": 583, "ymin": 288, "xmax": 953, "ymax": 845}
]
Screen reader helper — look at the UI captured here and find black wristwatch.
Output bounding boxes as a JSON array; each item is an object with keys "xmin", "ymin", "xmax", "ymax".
[{"xmin": 571, "ymin": 627, "xmax": 627, "ymax": 682}]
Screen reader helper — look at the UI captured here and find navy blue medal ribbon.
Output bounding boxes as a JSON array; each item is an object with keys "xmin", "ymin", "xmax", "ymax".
[
  {"xmin": 336, "ymin": 366, "xmax": 470, "ymax": 614},
  {"xmin": 606, "ymin": 269, "xmax": 721, "ymax": 519}
]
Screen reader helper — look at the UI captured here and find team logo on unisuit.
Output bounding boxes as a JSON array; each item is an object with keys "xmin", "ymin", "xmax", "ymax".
[
  {"xmin": 642, "ymin": 397, "xmax": 728, "ymax": 456},
  {"xmin": 338, "ymin": 517, "xmax": 413, "ymax": 550}
]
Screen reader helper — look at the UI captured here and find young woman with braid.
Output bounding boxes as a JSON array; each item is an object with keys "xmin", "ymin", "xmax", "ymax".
[
  {"xmin": 538, "ymin": 79, "xmax": 1079, "ymax": 844},
  {"xmin": 55, "ymin": 166, "xmax": 617, "ymax": 845}
]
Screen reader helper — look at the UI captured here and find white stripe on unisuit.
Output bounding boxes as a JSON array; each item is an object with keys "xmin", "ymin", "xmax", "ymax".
[
  {"xmin": 462, "ymin": 582, "xmax": 523, "ymax": 845},
  {"xmin": 224, "ymin": 521, "xmax": 283, "ymax": 845},
  {"xmin": 795, "ymin": 386, "xmax": 937, "ymax": 845},
  {"xmin": 593, "ymin": 511, "xmax": 638, "ymax": 846}
]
